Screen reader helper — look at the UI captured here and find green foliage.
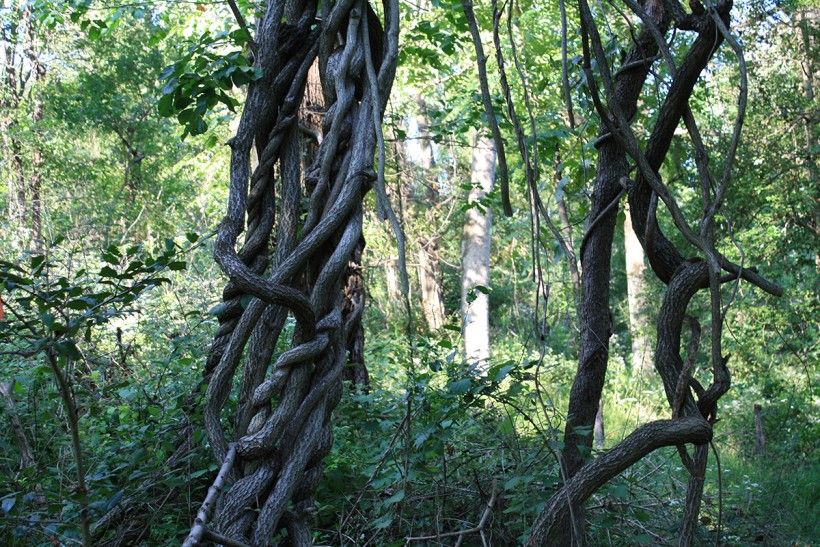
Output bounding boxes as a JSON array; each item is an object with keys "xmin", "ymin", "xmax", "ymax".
[
  {"xmin": 0, "ymin": 0, "xmax": 816, "ymax": 544},
  {"xmin": 158, "ymin": 29, "xmax": 259, "ymax": 137}
]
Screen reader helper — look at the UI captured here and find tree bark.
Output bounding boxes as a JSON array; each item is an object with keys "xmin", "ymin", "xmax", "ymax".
[
  {"xmin": 0, "ymin": 381, "xmax": 35, "ymax": 469},
  {"xmin": 461, "ymin": 134, "xmax": 495, "ymax": 372},
  {"xmin": 191, "ymin": 0, "xmax": 400, "ymax": 542},
  {"xmin": 411, "ymin": 98, "xmax": 446, "ymax": 331},
  {"xmin": 624, "ymin": 202, "xmax": 652, "ymax": 376},
  {"xmin": 25, "ymin": 5, "xmax": 45, "ymax": 253},
  {"xmin": 753, "ymin": 403, "xmax": 766, "ymax": 455},
  {"xmin": 342, "ymin": 237, "xmax": 369, "ymax": 387}
]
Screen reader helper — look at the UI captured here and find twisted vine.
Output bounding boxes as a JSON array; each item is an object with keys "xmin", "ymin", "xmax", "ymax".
[
  {"xmin": 528, "ymin": 0, "xmax": 782, "ymax": 543},
  {"xmin": 186, "ymin": 0, "xmax": 398, "ymax": 543}
]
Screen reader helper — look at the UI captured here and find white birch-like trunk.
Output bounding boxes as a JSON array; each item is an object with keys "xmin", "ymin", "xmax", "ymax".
[
  {"xmin": 461, "ymin": 135, "xmax": 495, "ymax": 372},
  {"xmin": 624, "ymin": 202, "xmax": 653, "ymax": 376}
]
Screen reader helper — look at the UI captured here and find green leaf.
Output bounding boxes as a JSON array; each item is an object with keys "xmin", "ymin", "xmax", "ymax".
[
  {"xmin": 55, "ymin": 340, "xmax": 82, "ymax": 360},
  {"xmin": 66, "ymin": 299, "xmax": 90, "ymax": 310},
  {"xmin": 448, "ymin": 378, "xmax": 471, "ymax": 395},
  {"xmin": 158, "ymin": 93, "xmax": 175, "ymax": 117},
  {"xmin": 41, "ymin": 312, "xmax": 55, "ymax": 331},
  {"xmin": 384, "ymin": 490, "xmax": 405, "ymax": 505},
  {"xmin": 1, "ymin": 496, "xmax": 15, "ymax": 514},
  {"xmin": 99, "ymin": 266, "xmax": 118, "ymax": 278}
]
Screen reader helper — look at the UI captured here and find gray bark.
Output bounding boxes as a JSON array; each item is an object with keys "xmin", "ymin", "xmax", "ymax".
[
  {"xmin": 461, "ymin": 135, "xmax": 495, "ymax": 372},
  {"xmin": 409, "ymin": 98, "xmax": 446, "ymax": 331}
]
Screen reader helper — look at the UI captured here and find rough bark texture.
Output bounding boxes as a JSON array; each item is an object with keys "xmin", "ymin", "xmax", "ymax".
[
  {"xmin": 461, "ymin": 135, "xmax": 495, "ymax": 372},
  {"xmin": 407, "ymin": 98, "xmax": 446, "ymax": 331},
  {"xmin": 531, "ymin": 0, "xmax": 781, "ymax": 544},
  {"xmin": 342, "ymin": 237, "xmax": 368, "ymax": 386},
  {"xmin": 561, "ymin": 1, "xmax": 666, "ymax": 483},
  {"xmin": 187, "ymin": 0, "xmax": 399, "ymax": 543}
]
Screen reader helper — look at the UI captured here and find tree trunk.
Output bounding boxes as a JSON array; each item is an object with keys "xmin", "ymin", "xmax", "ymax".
[
  {"xmin": 593, "ymin": 400, "xmax": 605, "ymax": 449},
  {"xmin": 624, "ymin": 202, "xmax": 652, "ymax": 376},
  {"xmin": 753, "ymin": 403, "xmax": 766, "ymax": 455},
  {"xmin": 25, "ymin": 6, "xmax": 45, "ymax": 253},
  {"xmin": 386, "ymin": 257, "xmax": 401, "ymax": 303},
  {"xmin": 797, "ymin": 10, "xmax": 819, "ymax": 271},
  {"xmin": 461, "ymin": 135, "xmax": 495, "ymax": 372},
  {"xmin": 301, "ymin": 56, "xmax": 368, "ymax": 388},
  {"xmin": 186, "ymin": 1, "xmax": 400, "ymax": 542},
  {"xmin": 0, "ymin": 382, "xmax": 35, "ymax": 469},
  {"xmin": 342, "ymin": 237, "xmax": 369, "ymax": 387},
  {"xmin": 411, "ymin": 98, "xmax": 446, "ymax": 331},
  {"xmin": 418, "ymin": 238, "xmax": 445, "ymax": 330}
]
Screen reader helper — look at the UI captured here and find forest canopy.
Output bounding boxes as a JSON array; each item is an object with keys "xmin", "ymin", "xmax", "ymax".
[{"xmin": 0, "ymin": 0, "xmax": 817, "ymax": 544}]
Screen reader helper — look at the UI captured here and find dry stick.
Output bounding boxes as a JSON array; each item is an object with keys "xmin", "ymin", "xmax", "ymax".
[
  {"xmin": 204, "ymin": 528, "xmax": 251, "ymax": 547},
  {"xmin": 406, "ymin": 481, "xmax": 498, "ymax": 543},
  {"xmin": 461, "ymin": 0, "xmax": 512, "ymax": 217},
  {"xmin": 182, "ymin": 443, "xmax": 237, "ymax": 547}
]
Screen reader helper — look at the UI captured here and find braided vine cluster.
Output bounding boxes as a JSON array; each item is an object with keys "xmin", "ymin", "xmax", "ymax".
[
  {"xmin": 528, "ymin": 0, "xmax": 783, "ymax": 542},
  {"xmin": 191, "ymin": 0, "xmax": 399, "ymax": 543}
]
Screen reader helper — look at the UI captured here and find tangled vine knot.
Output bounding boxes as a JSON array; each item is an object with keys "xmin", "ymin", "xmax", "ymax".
[{"xmin": 185, "ymin": 0, "xmax": 398, "ymax": 544}]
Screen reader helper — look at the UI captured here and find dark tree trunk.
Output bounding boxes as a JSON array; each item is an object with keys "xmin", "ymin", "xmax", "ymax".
[
  {"xmin": 531, "ymin": 0, "xmax": 781, "ymax": 544},
  {"xmin": 342, "ymin": 237, "xmax": 368, "ymax": 387},
  {"xmin": 184, "ymin": 1, "xmax": 400, "ymax": 544}
]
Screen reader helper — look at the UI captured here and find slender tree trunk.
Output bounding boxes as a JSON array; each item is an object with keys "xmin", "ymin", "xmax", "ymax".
[
  {"xmin": 593, "ymin": 401, "xmax": 605, "ymax": 449},
  {"xmin": 25, "ymin": 7, "xmax": 45, "ymax": 253},
  {"xmin": 797, "ymin": 10, "xmax": 819, "ymax": 271},
  {"xmin": 624, "ymin": 202, "xmax": 652, "ymax": 376},
  {"xmin": 418, "ymin": 238, "xmax": 445, "ymax": 330},
  {"xmin": 412, "ymin": 98, "xmax": 446, "ymax": 331},
  {"xmin": 9, "ymin": 138, "xmax": 27, "ymax": 234},
  {"xmin": 0, "ymin": 382, "xmax": 35, "ymax": 469},
  {"xmin": 29, "ymin": 115, "xmax": 44, "ymax": 253},
  {"xmin": 461, "ymin": 135, "xmax": 495, "ymax": 372},
  {"xmin": 753, "ymin": 403, "xmax": 766, "ymax": 455},
  {"xmin": 343, "ymin": 237, "xmax": 369, "ymax": 386},
  {"xmin": 386, "ymin": 257, "xmax": 402, "ymax": 303}
]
